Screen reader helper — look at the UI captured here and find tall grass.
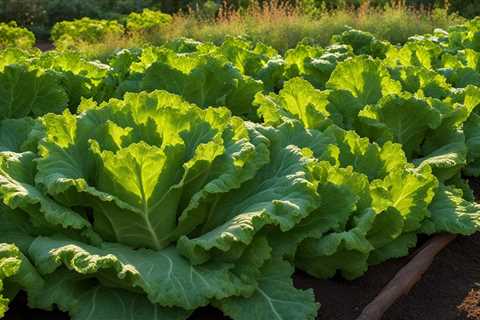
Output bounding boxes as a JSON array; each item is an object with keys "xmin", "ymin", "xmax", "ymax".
[
  {"xmin": 156, "ymin": 1, "xmax": 464, "ymax": 51},
  {"xmin": 74, "ymin": 0, "xmax": 465, "ymax": 58},
  {"xmin": 71, "ymin": 32, "xmax": 148, "ymax": 60}
]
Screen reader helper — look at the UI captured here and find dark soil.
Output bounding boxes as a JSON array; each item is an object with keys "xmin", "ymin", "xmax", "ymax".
[
  {"xmin": 302, "ymin": 233, "xmax": 480, "ymax": 320},
  {"xmin": 35, "ymin": 41, "xmax": 54, "ymax": 51}
]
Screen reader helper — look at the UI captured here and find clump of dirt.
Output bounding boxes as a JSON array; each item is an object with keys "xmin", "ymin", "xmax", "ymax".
[
  {"xmin": 35, "ymin": 41, "xmax": 54, "ymax": 51},
  {"xmin": 459, "ymin": 289, "xmax": 480, "ymax": 319}
]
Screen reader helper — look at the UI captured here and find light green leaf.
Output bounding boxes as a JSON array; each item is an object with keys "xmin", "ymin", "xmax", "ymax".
[
  {"xmin": 0, "ymin": 243, "xmax": 44, "ymax": 318},
  {"xmin": 326, "ymin": 56, "xmax": 401, "ymax": 106},
  {"xmin": 256, "ymin": 77, "xmax": 333, "ymax": 129}
]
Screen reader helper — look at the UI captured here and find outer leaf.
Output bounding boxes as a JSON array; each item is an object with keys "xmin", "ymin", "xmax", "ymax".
[
  {"xmin": 0, "ymin": 118, "xmax": 36, "ymax": 152},
  {"xmin": 465, "ymin": 112, "xmax": 480, "ymax": 176},
  {"xmin": 368, "ymin": 233, "xmax": 417, "ymax": 265},
  {"xmin": 0, "ymin": 151, "xmax": 97, "ymax": 240},
  {"xmin": 296, "ymin": 209, "xmax": 376, "ymax": 280},
  {"xmin": 421, "ymin": 185, "xmax": 480, "ymax": 235},
  {"xmin": 28, "ymin": 270, "xmax": 190, "ymax": 320},
  {"xmin": 216, "ymin": 259, "xmax": 319, "ymax": 320},
  {"xmin": 266, "ymin": 162, "xmax": 369, "ymax": 260},
  {"xmin": 0, "ymin": 243, "xmax": 44, "ymax": 318},
  {"xmin": 28, "ymin": 237, "xmax": 254, "ymax": 310},
  {"xmin": 0, "ymin": 204, "xmax": 36, "ymax": 252},
  {"xmin": 0, "ymin": 65, "xmax": 68, "ymax": 120},
  {"xmin": 0, "ymin": 243, "xmax": 22, "ymax": 317}
]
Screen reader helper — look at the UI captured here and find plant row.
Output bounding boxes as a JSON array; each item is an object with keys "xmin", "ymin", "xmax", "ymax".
[{"xmin": 0, "ymin": 9, "xmax": 172, "ymax": 50}]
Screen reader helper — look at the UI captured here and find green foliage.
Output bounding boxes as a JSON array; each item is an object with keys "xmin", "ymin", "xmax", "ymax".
[
  {"xmin": 448, "ymin": 0, "xmax": 480, "ymax": 19},
  {"xmin": 332, "ymin": 28, "xmax": 391, "ymax": 58},
  {"xmin": 0, "ymin": 22, "xmax": 35, "ymax": 49},
  {"xmin": 51, "ymin": 17, "xmax": 125, "ymax": 50},
  {"xmin": 0, "ymin": 65, "xmax": 68, "ymax": 120},
  {"xmin": 126, "ymin": 9, "xmax": 172, "ymax": 32}
]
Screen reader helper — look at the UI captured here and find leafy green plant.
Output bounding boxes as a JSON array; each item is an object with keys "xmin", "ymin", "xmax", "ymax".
[
  {"xmin": 51, "ymin": 17, "xmax": 125, "ymax": 50},
  {"xmin": 126, "ymin": 9, "xmax": 172, "ymax": 33},
  {"xmin": 0, "ymin": 22, "xmax": 35, "ymax": 49},
  {"xmin": 0, "ymin": 90, "xmax": 323, "ymax": 319}
]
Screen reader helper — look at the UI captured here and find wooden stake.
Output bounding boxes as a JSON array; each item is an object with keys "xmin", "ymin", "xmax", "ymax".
[{"xmin": 356, "ymin": 234, "xmax": 457, "ymax": 320}]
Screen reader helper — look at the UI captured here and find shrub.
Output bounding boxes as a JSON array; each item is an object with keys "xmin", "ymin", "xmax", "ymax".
[
  {"xmin": 0, "ymin": 21, "xmax": 35, "ymax": 49},
  {"xmin": 125, "ymin": 9, "xmax": 172, "ymax": 33},
  {"xmin": 51, "ymin": 17, "xmax": 125, "ymax": 50}
]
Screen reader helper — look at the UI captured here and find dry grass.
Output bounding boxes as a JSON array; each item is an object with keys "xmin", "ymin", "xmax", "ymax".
[
  {"xmin": 154, "ymin": 1, "xmax": 464, "ymax": 51},
  {"xmin": 74, "ymin": 0, "xmax": 465, "ymax": 59},
  {"xmin": 68, "ymin": 32, "xmax": 147, "ymax": 60}
]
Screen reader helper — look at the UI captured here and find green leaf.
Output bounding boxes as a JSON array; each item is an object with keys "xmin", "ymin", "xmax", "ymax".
[
  {"xmin": 216, "ymin": 258, "xmax": 319, "ymax": 320},
  {"xmin": 368, "ymin": 233, "xmax": 417, "ymax": 265},
  {"xmin": 255, "ymin": 77, "xmax": 334, "ymax": 129},
  {"xmin": 0, "ymin": 118, "xmax": 36, "ymax": 152},
  {"xmin": 296, "ymin": 209, "xmax": 376, "ymax": 280},
  {"xmin": 332, "ymin": 28, "xmax": 390, "ymax": 58},
  {"xmin": 28, "ymin": 270, "xmax": 189, "ymax": 320},
  {"xmin": 0, "ymin": 243, "xmax": 22, "ymax": 318},
  {"xmin": 421, "ymin": 185, "xmax": 480, "ymax": 235},
  {"xmin": 415, "ymin": 127, "xmax": 467, "ymax": 181},
  {"xmin": 370, "ymin": 164, "xmax": 438, "ymax": 232},
  {"xmin": 390, "ymin": 65, "xmax": 451, "ymax": 99},
  {"xmin": 323, "ymin": 125, "xmax": 407, "ymax": 180},
  {"xmin": 0, "ymin": 65, "xmax": 68, "ymax": 120},
  {"xmin": 266, "ymin": 162, "xmax": 369, "ymax": 260},
  {"xmin": 141, "ymin": 56, "xmax": 263, "ymax": 119},
  {"xmin": 326, "ymin": 56, "xmax": 401, "ymax": 107},
  {"xmin": 28, "ymin": 237, "xmax": 254, "ymax": 310},
  {"xmin": 0, "ymin": 243, "xmax": 44, "ymax": 318},
  {"xmin": 465, "ymin": 113, "xmax": 480, "ymax": 176},
  {"xmin": 0, "ymin": 151, "xmax": 97, "ymax": 240},
  {"xmin": 357, "ymin": 94, "xmax": 442, "ymax": 159}
]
